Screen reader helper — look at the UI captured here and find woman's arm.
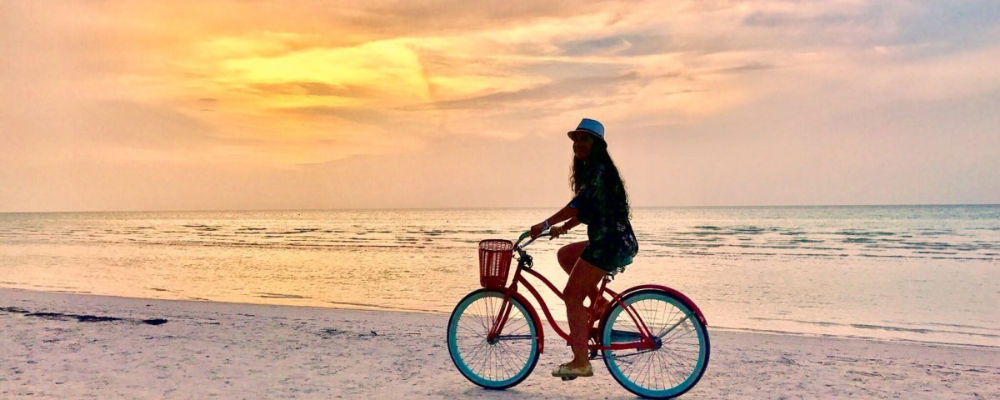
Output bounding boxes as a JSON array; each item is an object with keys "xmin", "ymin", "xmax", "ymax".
[
  {"xmin": 530, "ymin": 204, "xmax": 579, "ymax": 238},
  {"xmin": 562, "ymin": 217, "xmax": 581, "ymax": 231},
  {"xmin": 549, "ymin": 216, "xmax": 580, "ymax": 239}
]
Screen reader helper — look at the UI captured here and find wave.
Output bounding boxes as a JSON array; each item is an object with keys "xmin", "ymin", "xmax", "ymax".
[
  {"xmin": 255, "ymin": 292, "xmax": 308, "ymax": 299},
  {"xmin": 3, "ymin": 210, "xmax": 998, "ymax": 263},
  {"xmin": 750, "ymin": 317, "xmax": 1000, "ymax": 341},
  {"xmin": 6, "ymin": 231, "xmax": 997, "ymax": 262},
  {"xmin": 835, "ymin": 229, "xmax": 896, "ymax": 237}
]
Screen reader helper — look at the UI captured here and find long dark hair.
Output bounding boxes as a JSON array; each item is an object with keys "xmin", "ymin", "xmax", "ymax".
[{"xmin": 571, "ymin": 140, "xmax": 631, "ymax": 219}]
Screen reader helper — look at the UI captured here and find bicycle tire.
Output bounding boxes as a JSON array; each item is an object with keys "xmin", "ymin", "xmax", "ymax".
[
  {"xmin": 447, "ymin": 289, "xmax": 540, "ymax": 390},
  {"xmin": 600, "ymin": 289, "xmax": 710, "ymax": 398}
]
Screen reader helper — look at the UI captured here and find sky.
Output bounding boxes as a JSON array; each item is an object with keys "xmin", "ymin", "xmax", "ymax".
[{"xmin": 1, "ymin": 0, "xmax": 998, "ymax": 212}]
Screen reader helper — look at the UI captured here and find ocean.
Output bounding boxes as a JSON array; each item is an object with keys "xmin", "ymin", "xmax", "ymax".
[{"xmin": 1, "ymin": 205, "xmax": 997, "ymax": 347}]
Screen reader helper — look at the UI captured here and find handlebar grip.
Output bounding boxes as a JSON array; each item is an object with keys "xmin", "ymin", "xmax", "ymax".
[
  {"xmin": 515, "ymin": 228, "xmax": 550, "ymax": 250},
  {"xmin": 516, "ymin": 231, "xmax": 532, "ymax": 245}
]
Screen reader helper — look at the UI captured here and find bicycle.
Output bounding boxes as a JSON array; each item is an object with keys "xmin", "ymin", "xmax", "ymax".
[{"xmin": 447, "ymin": 231, "xmax": 710, "ymax": 399}]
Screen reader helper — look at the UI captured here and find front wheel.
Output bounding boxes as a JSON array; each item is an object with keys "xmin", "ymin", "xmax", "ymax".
[
  {"xmin": 447, "ymin": 289, "xmax": 540, "ymax": 390},
  {"xmin": 600, "ymin": 289, "xmax": 710, "ymax": 399}
]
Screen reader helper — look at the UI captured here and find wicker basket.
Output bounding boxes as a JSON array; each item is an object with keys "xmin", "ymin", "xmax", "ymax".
[{"xmin": 478, "ymin": 239, "xmax": 514, "ymax": 288}]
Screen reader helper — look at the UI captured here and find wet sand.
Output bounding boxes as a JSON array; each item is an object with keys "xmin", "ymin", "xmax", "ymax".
[{"xmin": 1, "ymin": 288, "xmax": 997, "ymax": 399}]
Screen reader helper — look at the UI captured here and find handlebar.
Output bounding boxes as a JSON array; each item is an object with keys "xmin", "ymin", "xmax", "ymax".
[{"xmin": 514, "ymin": 229, "xmax": 549, "ymax": 252}]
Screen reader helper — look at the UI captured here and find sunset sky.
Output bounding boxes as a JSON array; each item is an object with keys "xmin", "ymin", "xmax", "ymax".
[{"xmin": 2, "ymin": 1, "xmax": 998, "ymax": 211}]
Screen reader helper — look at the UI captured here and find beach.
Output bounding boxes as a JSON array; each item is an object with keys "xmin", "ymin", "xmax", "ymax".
[
  {"xmin": 2, "ymin": 288, "xmax": 996, "ymax": 399},
  {"xmin": 6, "ymin": 0, "xmax": 999, "ymax": 397},
  {"xmin": 3, "ymin": 207, "xmax": 998, "ymax": 347}
]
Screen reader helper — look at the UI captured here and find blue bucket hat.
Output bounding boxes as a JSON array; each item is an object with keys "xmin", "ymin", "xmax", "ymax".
[{"xmin": 567, "ymin": 118, "xmax": 605, "ymax": 142}]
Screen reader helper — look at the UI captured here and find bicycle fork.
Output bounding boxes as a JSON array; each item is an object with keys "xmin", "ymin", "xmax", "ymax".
[{"xmin": 486, "ymin": 291, "xmax": 516, "ymax": 344}]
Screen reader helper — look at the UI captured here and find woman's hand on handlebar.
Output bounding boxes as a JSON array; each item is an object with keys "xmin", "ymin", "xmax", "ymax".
[
  {"xmin": 548, "ymin": 225, "xmax": 567, "ymax": 239},
  {"xmin": 529, "ymin": 221, "xmax": 547, "ymax": 239}
]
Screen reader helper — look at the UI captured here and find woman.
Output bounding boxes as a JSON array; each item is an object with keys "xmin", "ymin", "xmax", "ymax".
[{"xmin": 529, "ymin": 118, "xmax": 639, "ymax": 379}]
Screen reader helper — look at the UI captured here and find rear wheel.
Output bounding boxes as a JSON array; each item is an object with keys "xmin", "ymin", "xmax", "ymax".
[
  {"xmin": 600, "ymin": 289, "xmax": 710, "ymax": 398},
  {"xmin": 447, "ymin": 289, "xmax": 540, "ymax": 389}
]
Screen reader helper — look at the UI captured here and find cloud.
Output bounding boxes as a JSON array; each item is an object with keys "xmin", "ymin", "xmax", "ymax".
[
  {"xmin": 406, "ymin": 71, "xmax": 646, "ymax": 110},
  {"xmin": 247, "ymin": 82, "xmax": 378, "ymax": 98},
  {"xmin": 738, "ymin": 0, "xmax": 1000, "ymax": 54},
  {"xmin": 712, "ymin": 62, "xmax": 776, "ymax": 74},
  {"xmin": 2, "ymin": 0, "xmax": 999, "ymax": 211}
]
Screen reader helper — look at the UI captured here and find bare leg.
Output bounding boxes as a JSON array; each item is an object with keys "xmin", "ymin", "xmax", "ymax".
[
  {"xmin": 557, "ymin": 242, "xmax": 604, "ymax": 308},
  {"xmin": 563, "ymin": 258, "xmax": 607, "ymax": 367},
  {"xmin": 557, "ymin": 241, "xmax": 587, "ymax": 275}
]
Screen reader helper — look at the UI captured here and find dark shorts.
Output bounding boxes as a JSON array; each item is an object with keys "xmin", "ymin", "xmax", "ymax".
[{"xmin": 580, "ymin": 239, "xmax": 636, "ymax": 275}]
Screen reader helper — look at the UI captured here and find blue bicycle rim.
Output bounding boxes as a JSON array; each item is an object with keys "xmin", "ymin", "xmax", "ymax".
[
  {"xmin": 447, "ymin": 290, "xmax": 539, "ymax": 389},
  {"xmin": 602, "ymin": 291, "xmax": 709, "ymax": 398}
]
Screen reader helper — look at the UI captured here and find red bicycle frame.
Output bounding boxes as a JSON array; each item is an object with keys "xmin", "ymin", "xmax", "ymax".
[{"xmin": 485, "ymin": 258, "xmax": 659, "ymax": 354}]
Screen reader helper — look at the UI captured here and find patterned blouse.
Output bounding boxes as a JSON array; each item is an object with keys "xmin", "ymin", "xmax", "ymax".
[{"xmin": 568, "ymin": 163, "xmax": 639, "ymax": 274}]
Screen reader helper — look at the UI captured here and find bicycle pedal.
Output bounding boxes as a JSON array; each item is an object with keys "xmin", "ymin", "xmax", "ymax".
[{"xmin": 561, "ymin": 376, "xmax": 577, "ymax": 381}]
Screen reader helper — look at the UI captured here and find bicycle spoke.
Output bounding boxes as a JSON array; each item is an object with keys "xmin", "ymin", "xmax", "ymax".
[{"xmin": 657, "ymin": 315, "xmax": 690, "ymax": 342}]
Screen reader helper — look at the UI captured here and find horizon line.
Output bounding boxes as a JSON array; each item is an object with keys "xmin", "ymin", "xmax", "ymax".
[{"xmin": 2, "ymin": 202, "xmax": 999, "ymax": 214}]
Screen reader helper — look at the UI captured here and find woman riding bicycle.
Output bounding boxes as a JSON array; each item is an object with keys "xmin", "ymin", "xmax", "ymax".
[{"xmin": 529, "ymin": 118, "xmax": 638, "ymax": 379}]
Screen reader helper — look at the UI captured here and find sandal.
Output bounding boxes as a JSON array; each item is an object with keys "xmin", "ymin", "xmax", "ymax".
[{"xmin": 551, "ymin": 363, "xmax": 594, "ymax": 378}]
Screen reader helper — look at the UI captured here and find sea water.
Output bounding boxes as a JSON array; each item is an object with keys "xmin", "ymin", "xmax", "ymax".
[{"xmin": 1, "ymin": 206, "xmax": 997, "ymax": 347}]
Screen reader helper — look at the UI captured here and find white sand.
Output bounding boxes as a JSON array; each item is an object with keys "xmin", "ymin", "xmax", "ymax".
[{"xmin": 1, "ymin": 288, "xmax": 997, "ymax": 399}]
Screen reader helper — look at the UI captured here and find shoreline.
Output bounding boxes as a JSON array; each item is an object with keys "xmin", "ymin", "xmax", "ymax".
[
  {"xmin": 4, "ymin": 287, "xmax": 996, "ymax": 351},
  {"xmin": 3, "ymin": 287, "xmax": 998, "ymax": 399}
]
